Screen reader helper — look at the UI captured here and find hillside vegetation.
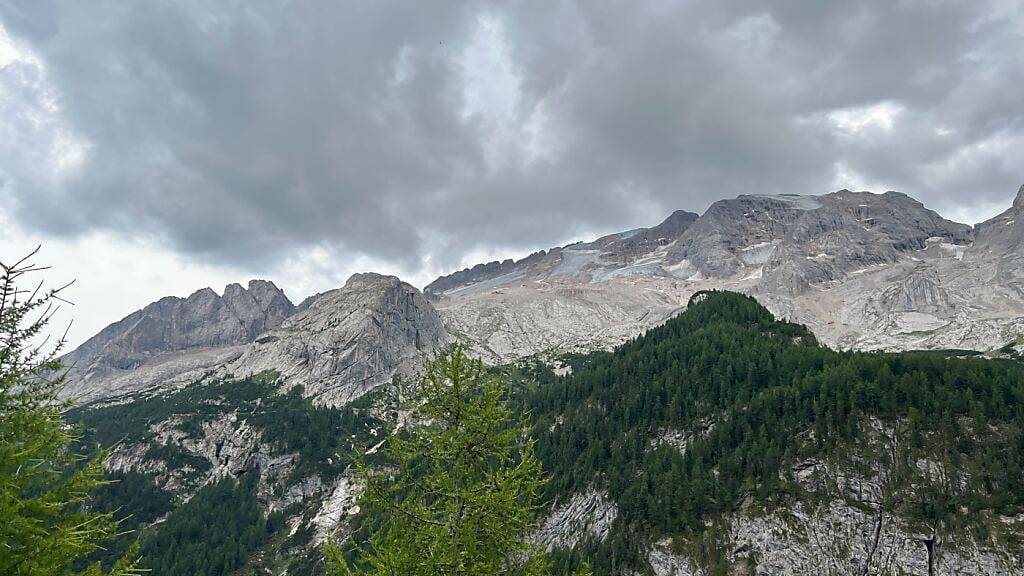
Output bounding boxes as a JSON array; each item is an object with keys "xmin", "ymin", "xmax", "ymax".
[
  {"xmin": 517, "ymin": 291, "xmax": 1024, "ymax": 574},
  {"xmin": 66, "ymin": 291, "xmax": 1024, "ymax": 575},
  {"xmin": 70, "ymin": 374, "xmax": 384, "ymax": 575}
]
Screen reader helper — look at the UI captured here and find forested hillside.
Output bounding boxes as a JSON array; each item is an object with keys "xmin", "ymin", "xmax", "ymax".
[
  {"xmin": 70, "ymin": 373, "xmax": 385, "ymax": 575},
  {"xmin": 66, "ymin": 291, "xmax": 1024, "ymax": 575},
  {"xmin": 517, "ymin": 291, "xmax": 1024, "ymax": 575}
]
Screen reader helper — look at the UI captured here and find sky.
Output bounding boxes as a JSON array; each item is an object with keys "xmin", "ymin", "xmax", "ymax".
[{"xmin": 1, "ymin": 1, "xmax": 1023, "ymax": 349}]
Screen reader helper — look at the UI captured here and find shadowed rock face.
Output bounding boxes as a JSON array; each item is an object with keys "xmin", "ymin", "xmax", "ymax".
[
  {"xmin": 229, "ymin": 273, "xmax": 448, "ymax": 406},
  {"xmin": 61, "ymin": 280, "xmax": 295, "ymax": 399},
  {"xmin": 971, "ymin": 185, "xmax": 1024, "ymax": 292},
  {"xmin": 62, "ymin": 274, "xmax": 448, "ymax": 406},
  {"xmin": 670, "ymin": 190, "xmax": 973, "ymax": 293}
]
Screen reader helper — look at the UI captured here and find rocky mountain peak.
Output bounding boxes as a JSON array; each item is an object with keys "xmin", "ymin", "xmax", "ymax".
[
  {"xmin": 224, "ymin": 279, "xmax": 295, "ymax": 334},
  {"xmin": 248, "ymin": 278, "xmax": 280, "ymax": 292},
  {"xmin": 427, "ymin": 186, "xmax": 1024, "ymax": 362},
  {"xmin": 61, "ymin": 279, "xmax": 295, "ymax": 401},
  {"xmin": 342, "ymin": 272, "xmax": 402, "ymax": 291},
  {"xmin": 669, "ymin": 189, "xmax": 971, "ymax": 284},
  {"xmin": 655, "ymin": 209, "xmax": 700, "ymax": 232},
  {"xmin": 969, "ymin": 184, "xmax": 1024, "ymax": 286},
  {"xmin": 229, "ymin": 273, "xmax": 447, "ymax": 405}
]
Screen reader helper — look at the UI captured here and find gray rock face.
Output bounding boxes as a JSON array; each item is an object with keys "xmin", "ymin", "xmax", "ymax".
[
  {"xmin": 102, "ymin": 407, "xmax": 366, "ymax": 553},
  {"xmin": 533, "ymin": 490, "xmax": 618, "ymax": 552},
  {"xmin": 969, "ymin": 184, "xmax": 1024, "ymax": 292},
  {"xmin": 428, "ymin": 186, "xmax": 1024, "ymax": 362},
  {"xmin": 669, "ymin": 190, "xmax": 972, "ymax": 293},
  {"xmin": 643, "ymin": 421, "xmax": 1024, "ymax": 575},
  {"xmin": 61, "ymin": 280, "xmax": 294, "ymax": 401},
  {"xmin": 647, "ymin": 503, "xmax": 1022, "ymax": 576},
  {"xmin": 229, "ymin": 273, "xmax": 448, "ymax": 405},
  {"xmin": 424, "ymin": 209, "xmax": 700, "ymax": 297},
  {"xmin": 105, "ymin": 410, "xmax": 298, "ymax": 499},
  {"xmin": 63, "ymin": 274, "xmax": 447, "ymax": 406}
]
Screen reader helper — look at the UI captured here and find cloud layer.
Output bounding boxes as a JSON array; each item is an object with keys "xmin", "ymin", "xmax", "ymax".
[{"xmin": 2, "ymin": 0, "xmax": 1023, "ymax": 282}]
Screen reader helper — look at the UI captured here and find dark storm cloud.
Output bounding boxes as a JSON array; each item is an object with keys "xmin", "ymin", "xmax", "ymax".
[{"xmin": 1, "ymin": 0, "xmax": 1022, "ymax": 277}]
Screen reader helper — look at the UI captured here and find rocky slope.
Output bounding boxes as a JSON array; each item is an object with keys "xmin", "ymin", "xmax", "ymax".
[
  {"xmin": 228, "ymin": 273, "xmax": 448, "ymax": 406},
  {"xmin": 63, "ymin": 274, "xmax": 447, "ymax": 406},
  {"xmin": 543, "ymin": 483, "xmax": 1024, "ymax": 576},
  {"xmin": 428, "ymin": 186, "xmax": 1024, "ymax": 362},
  {"xmin": 70, "ymin": 372, "xmax": 384, "ymax": 573},
  {"xmin": 969, "ymin": 185, "xmax": 1024, "ymax": 293},
  {"xmin": 61, "ymin": 279, "xmax": 295, "ymax": 402},
  {"xmin": 638, "ymin": 419, "xmax": 1024, "ymax": 576},
  {"xmin": 65, "ymin": 186, "xmax": 1024, "ymax": 400}
]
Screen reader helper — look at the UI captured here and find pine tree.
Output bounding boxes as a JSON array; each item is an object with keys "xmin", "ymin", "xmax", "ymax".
[
  {"xmin": 0, "ymin": 249, "xmax": 140, "ymax": 575},
  {"xmin": 328, "ymin": 344, "xmax": 590, "ymax": 576}
]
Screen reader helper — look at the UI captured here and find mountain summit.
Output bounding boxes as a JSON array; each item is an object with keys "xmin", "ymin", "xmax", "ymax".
[
  {"xmin": 427, "ymin": 186, "xmax": 1023, "ymax": 361},
  {"xmin": 61, "ymin": 274, "xmax": 446, "ymax": 405},
  {"xmin": 228, "ymin": 273, "xmax": 447, "ymax": 405},
  {"xmin": 63, "ymin": 185, "xmax": 1024, "ymax": 401},
  {"xmin": 61, "ymin": 280, "xmax": 294, "ymax": 401}
]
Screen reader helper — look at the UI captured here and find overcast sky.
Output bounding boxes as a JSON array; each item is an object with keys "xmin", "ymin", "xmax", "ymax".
[{"xmin": 1, "ymin": 1, "xmax": 1023, "ymax": 349}]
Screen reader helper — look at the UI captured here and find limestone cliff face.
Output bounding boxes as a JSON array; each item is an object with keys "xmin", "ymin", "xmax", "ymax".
[
  {"xmin": 229, "ymin": 273, "xmax": 448, "ymax": 406},
  {"xmin": 533, "ymin": 490, "xmax": 618, "ymax": 552},
  {"xmin": 62, "ymin": 274, "xmax": 447, "ymax": 406},
  {"xmin": 61, "ymin": 280, "xmax": 295, "ymax": 401},
  {"xmin": 69, "ymin": 279, "xmax": 294, "ymax": 367},
  {"xmin": 427, "ymin": 186, "xmax": 1024, "ymax": 362},
  {"xmin": 970, "ymin": 184, "xmax": 1024, "ymax": 291},
  {"xmin": 531, "ymin": 421, "xmax": 1024, "ymax": 576},
  {"xmin": 644, "ymin": 443, "xmax": 1024, "ymax": 576},
  {"xmin": 101, "ymin": 406, "xmax": 365, "ymax": 553}
]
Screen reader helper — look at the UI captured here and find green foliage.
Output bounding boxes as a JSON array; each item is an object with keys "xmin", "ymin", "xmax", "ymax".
[
  {"xmin": 329, "ymin": 344, "xmax": 590, "ymax": 576},
  {"xmin": 138, "ymin": 474, "xmax": 281, "ymax": 576},
  {"xmin": 66, "ymin": 371, "xmax": 385, "ymax": 574},
  {"xmin": 78, "ymin": 472, "xmax": 175, "ymax": 570},
  {"xmin": 91, "ymin": 472, "xmax": 174, "ymax": 528},
  {"xmin": 519, "ymin": 290, "xmax": 1024, "ymax": 574},
  {"xmin": 0, "ymin": 250, "xmax": 140, "ymax": 575}
]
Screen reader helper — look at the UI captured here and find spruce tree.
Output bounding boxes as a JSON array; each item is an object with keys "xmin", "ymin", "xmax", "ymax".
[
  {"xmin": 328, "ymin": 344, "xmax": 589, "ymax": 576},
  {"xmin": 0, "ymin": 249, "xmax": 140, "ymax": 575}
]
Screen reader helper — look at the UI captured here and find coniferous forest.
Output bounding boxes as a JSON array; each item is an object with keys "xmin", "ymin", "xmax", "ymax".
[
  {"xmin": 516, "ymin": 291, "xmax": 1024, "ymax": 574},
  {"xmin": 58, "ymin": 291, "xmax": 1024, "ymax": 575}
]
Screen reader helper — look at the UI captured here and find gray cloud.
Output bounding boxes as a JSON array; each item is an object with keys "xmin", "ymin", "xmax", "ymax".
[{"xmin": 1, "ymin": 0, "xmax": 1022, "ymax": 280}]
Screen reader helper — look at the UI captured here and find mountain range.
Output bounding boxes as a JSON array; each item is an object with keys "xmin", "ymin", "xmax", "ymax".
[
  {"xmin": 64, "ymin": 184, "xmax": 1024, "ymax": 406},
  {"xmin": 427, "ymin": 186, "xmax": 1022, "ymax": 363},
  {"xmin": 58, "ymin": 185, "xmax": 1024, "ymax": 575}
]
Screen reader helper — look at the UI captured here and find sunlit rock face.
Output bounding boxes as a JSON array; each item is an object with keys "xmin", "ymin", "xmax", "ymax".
[
  {"xmin": 427, "ymin": 186, "xmax": 1024, "ymax": 362},
  {"xmin": 229, "ymin": 273, "xmax": 448, "ymax": 406}
]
